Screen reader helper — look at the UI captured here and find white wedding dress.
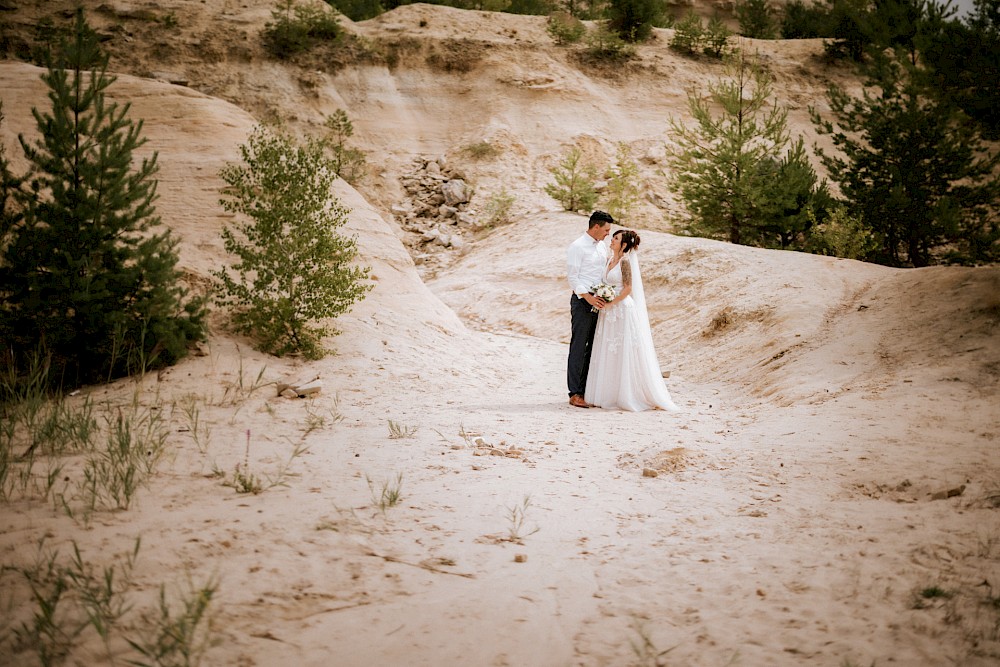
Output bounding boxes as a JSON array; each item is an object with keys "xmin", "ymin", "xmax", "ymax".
[{"xmin": 584, "ymin": 251, "xmax": 679, "ymax": 412}]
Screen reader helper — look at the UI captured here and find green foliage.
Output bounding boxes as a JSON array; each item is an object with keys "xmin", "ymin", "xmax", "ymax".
[
  {"xmin": 325, "ymin": 0, "xmax": 385, "ymax": 22},
  {"xmin": 670, "ymin": 11, "xmax": 705, "ymax": 54},
  {"xmin": 367, "ymin": 472, "xmax": 403, "ymax": 512},
  {"xmin": 607, "ymin": 0, "xmax": 661, "ymax": 42},
  {"xmin": 505, "ymin": 0, "xmax": 557, "ymax": 15},
  {"xmin": 462, "ymin": 141, "xmax": 502, "ymax": 159},
  {"xmin": 322, "ymin": 109, "xmax": 367, "ymax": 184},
  {"xmin": 484, "ymin": 187, "xmax": 516, "ymax": 226},
  {"xmin": 583, "ymin": 22, "xmax": 636, "ymax": 61},
  {"xmin": 751, "ymin": 137, "xmax": 831, "ymax": 249},
  {"xmin": 703, "ymin": 15, "xmax": 732, "ymax": 58},
  {"xmin": 920, "ymin": 1, "xmax": 1000, "ymax": 140},
  {"xmin": 780, "ymin": 0, "xmax": 832, "ymax": 38},
  {"xmin": 263, "ymin": 0, "xmax": 341, "ymax": 59},
  {"xmin": 810, "ymin": 56, "xmax": 1000, "ymax": 266},
  {"xmin": 546, "ymin": 11, "xmax": 586, "ymax": 44},
  {"xmin": 545, "ymin": 147, "xmax": 599, "ymax": 212},
  {"xmin": 603, "ymin": 143, "xmax": 641, "ymax": 226},
  {"xmin": 8, "ymin": 538, "xmax": 141, "ymax": 666},
  {"xmin": 823, "ymin": 0, "xmax": 873, "ymax": 62},
  {"xmin": 0, "ymin": 9, "xmax": 205, "ymax": 388},
  {"xmin": 126, "ymin": 577, "xmax": 217, "ymax": 667},
  {"xmin": 736, "ymin": 0, "xmax": 777, "ymax": 39},
  {"xmin": 807, "ymin": 206, "xmax": 879, "ymax": 260},
  {"xmin": 213, "ymin": 126, "xmax": 372, "ymax": 359},
  {"xmin": 667, "ymin": 50, "xmax": 825, "ymax": 248},
  {"xmin": 221, "ymin": 429, "xmax": 309, "ymax": 495},
  {"xmin": 0, "ymin": 103, "xmax": 23, "ymax": 249},
  {"xmin": 78, "ymin": 403, "xmax": 167, "ymax": 513}
]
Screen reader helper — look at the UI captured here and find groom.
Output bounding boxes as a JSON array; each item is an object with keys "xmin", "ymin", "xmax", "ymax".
[{"xmin": 566, "ymin": 210, "xmax": 614, "ymax": 408}]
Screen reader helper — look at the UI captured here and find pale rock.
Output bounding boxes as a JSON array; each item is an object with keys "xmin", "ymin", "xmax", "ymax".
[
  {"xmin": 439, "ymin": 205, "xmax": 458, "ymax": 218},
  {"xmin": 442, "ymin": 179, "xmax": 471, "ymax": 206},
  {"xmin": 276, "ymin": 372, "xmax": 320, "ymax": 396},
  {"xmin": 295, "ymin": 380, "xmax": 323, "ymax": 397}
]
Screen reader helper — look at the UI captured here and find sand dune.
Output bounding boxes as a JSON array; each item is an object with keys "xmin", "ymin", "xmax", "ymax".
[{"xmin": 1, "ymin": 2, "xmax": 999, "ymax": 666}]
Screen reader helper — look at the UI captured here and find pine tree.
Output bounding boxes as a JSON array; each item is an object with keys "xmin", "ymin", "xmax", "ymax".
[
  {"xmin": 666, "ymin": 50, "xmax": 823, "ymax": 246},
  {"xmin": 544, "ymin": 147, "xmax": 599, "ymax": 212},
  {"xmin": 322, "ymin": 109, "xmax": 366, "ymax": 184},
  {"xmin": 607, "ymin": 0, "xmax": 661, "ymax": 42},
  {"xmin": 0, "ymin": 103, "xmax": 23, "ymax": 245},
  {"xmin": 736, "ymin": 0, "xmax": 777, "ymax": 39},
  {"xmin": 0, "ymin": 10, "xmax": 205, "ymax": 386},
  {"xmin": 811, "ymin": 54, "xmax": 1000, "ymax": 266},
  {"xmin": 603, "ymin": 142, "xmax": 641, "ymax": 226},
  {"xmin": 751, "ymin": 138, "xmax": 831, "ymax": 249},
  {"xmin": 213, "ymin": 126, "xmax": 371, "ymax": 359}
]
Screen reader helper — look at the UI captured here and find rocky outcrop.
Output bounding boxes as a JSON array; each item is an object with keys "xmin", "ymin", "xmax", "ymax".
[{"xmin": 392, "ymin": 155, "xmax": 486, "ymax": 274}]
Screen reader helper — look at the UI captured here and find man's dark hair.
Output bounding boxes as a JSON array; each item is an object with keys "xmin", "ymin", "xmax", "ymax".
[{"xmin": 589, "ymin": 210, "xmax": 614, "ymax": 227}]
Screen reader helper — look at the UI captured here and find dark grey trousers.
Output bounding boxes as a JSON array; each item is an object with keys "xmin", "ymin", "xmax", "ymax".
[{"xmin": 567, "ymin": 293, "xmax": 598, "ymax": 397}]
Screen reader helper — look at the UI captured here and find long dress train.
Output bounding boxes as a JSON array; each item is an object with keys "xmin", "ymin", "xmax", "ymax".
[{"xmin": 584, "ymin": 251, "xmax": 678, "ymax": 412}]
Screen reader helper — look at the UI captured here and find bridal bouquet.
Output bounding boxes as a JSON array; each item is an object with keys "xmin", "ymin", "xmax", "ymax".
[{"xmin": 589, "ymin": 282, "xmax": 617, "ymax": 312}]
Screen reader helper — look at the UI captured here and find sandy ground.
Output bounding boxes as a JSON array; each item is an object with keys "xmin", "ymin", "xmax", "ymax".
[{"xmin": 2, "ymin": 2, "xmax": 1000, "ymax": 666}]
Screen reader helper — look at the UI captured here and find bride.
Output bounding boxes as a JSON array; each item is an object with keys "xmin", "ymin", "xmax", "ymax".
[{"xmin": 584, "ymin": 230, "xmax": 679, "ymax": 412}]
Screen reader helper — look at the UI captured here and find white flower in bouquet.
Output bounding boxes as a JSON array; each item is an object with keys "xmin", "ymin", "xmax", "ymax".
[{"xmin": 589, "ymin": 282, "xmax": 617, "ymax": 312}]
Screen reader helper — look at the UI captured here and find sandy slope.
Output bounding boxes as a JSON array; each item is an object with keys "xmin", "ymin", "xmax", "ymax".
[{"xmin": 1, "ymin": 3, "xmax": 1000, "ymax": 666}]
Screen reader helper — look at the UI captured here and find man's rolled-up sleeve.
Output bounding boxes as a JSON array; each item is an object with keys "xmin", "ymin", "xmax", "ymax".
[{"xmin": 567, "ymin": 244, "xmax": 587, "ymax": 295}]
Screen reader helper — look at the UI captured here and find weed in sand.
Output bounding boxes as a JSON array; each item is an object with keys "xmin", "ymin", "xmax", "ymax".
[
  {"xmin": 75, "ymin": 402, "xmax": 168, "ymax": 516},
  {"xmin": 127, "ymin": 576, "xmax": 217, "ymax": 667},
  {"xmin": 216, "ymin": 353, "xmax": 269, "ymax": 408},
  {"xmin": 175, "ymin": 395, "xmax": 213, "ymax": 455},
  {"xmin": 367, "ymin": 473, "xmax": 404, "ymax": 512},
  {"xmin": 504, "ymin": 495, "xmax": 540, "ymax": 543},
  {"xmin": 388, "ymin": 420, "xmax": 418, "ymax": 440},
  {"xmin": 627, "ymin": 617, "xmax": 677, "ymax": 667},
  {"xmin": 223, "ymin": 430, "xmax": 309, "ymax": 495}
]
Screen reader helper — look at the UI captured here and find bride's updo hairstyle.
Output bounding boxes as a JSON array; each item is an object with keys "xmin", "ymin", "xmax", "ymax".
[{"xmin": 614, "ymin": 229, "xmax": 641, "ymax": 254}]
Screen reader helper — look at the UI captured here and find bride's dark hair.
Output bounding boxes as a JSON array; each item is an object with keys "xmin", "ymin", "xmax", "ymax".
[{"xmin": 614, "ymin": 229, "xmax": 641, "ymax": 254}]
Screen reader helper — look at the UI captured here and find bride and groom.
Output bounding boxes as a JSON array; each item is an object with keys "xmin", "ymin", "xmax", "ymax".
[{"xmin": 566, "ymin": 211, "xmax": 678, "ymax": 412}]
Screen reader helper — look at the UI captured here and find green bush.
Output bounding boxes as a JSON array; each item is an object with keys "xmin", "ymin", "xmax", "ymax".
[
  {"xmin": 670, "ymin": 11, "xmax": 704, "ymax": 54},
  {"xmin": 485, "ymin": 188, "xmax": 516, "ymax": 227},
  {"xmin": 0, "ymin": 10, "xmax": 205, "ymax": 388},
  {"xmin": 703, "ymin": 16, "xmax": 731, "ymax": 57},
  {"xmin": 325, "ymin": 0, "xmax": 385, "ymax": 22},
  {"xmin": 583, "ymin": 22, "xmax": 636, "ymax": 62},
  {"xmin": 808, "ymin": 206, "xmax": 879, "ymax": 260},
  {"xmin": 603, "ymin": 143, "xmax": 641, "ymax": 225},
  {"xmin": 263, "ymin": 0, "xmax": 341, "ymax": 59},
  {"xmin": 546, "ymin": 11, "xmax": 586, "ymax": 44},
  {"xmin": 462, "ymin": 141, "xmax": 502, "ymax": 160},
  {"xmin": 545, "ymin": 147, "xmax": 599, "ymax": 212},
  {"xmin": 213, "ymin": 127, "xmax": 371, "ymax": 359},
  {"xmin": 780, "ymin": 0, "xmax": 831, "ymax": 38},
  {"xmin": 607, "ymin": 0, "xmax": 661, "ymax": 42},
  {"xmin": 322, "ymin": 109, "xmax": 367, "ymax": 184},
  {"xmin": 736, "ymin": 0, "xmax": 777, "ymax": 39}
]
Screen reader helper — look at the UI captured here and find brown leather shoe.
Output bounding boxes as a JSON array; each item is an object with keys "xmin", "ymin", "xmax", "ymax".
[{"xmin": 569, "ymin": 394, "xmax": 591, "ymax": 408}]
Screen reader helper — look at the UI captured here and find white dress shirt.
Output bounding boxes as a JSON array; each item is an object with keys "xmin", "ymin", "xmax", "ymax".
[{"xmin": 567, "ymin": 232, "xmax": 609, "ymax": 296}]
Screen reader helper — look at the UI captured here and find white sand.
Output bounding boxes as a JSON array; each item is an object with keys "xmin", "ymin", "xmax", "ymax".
[{"xmin": 1, "ymin": 2, "xmax": 999, "ymax": 665}]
